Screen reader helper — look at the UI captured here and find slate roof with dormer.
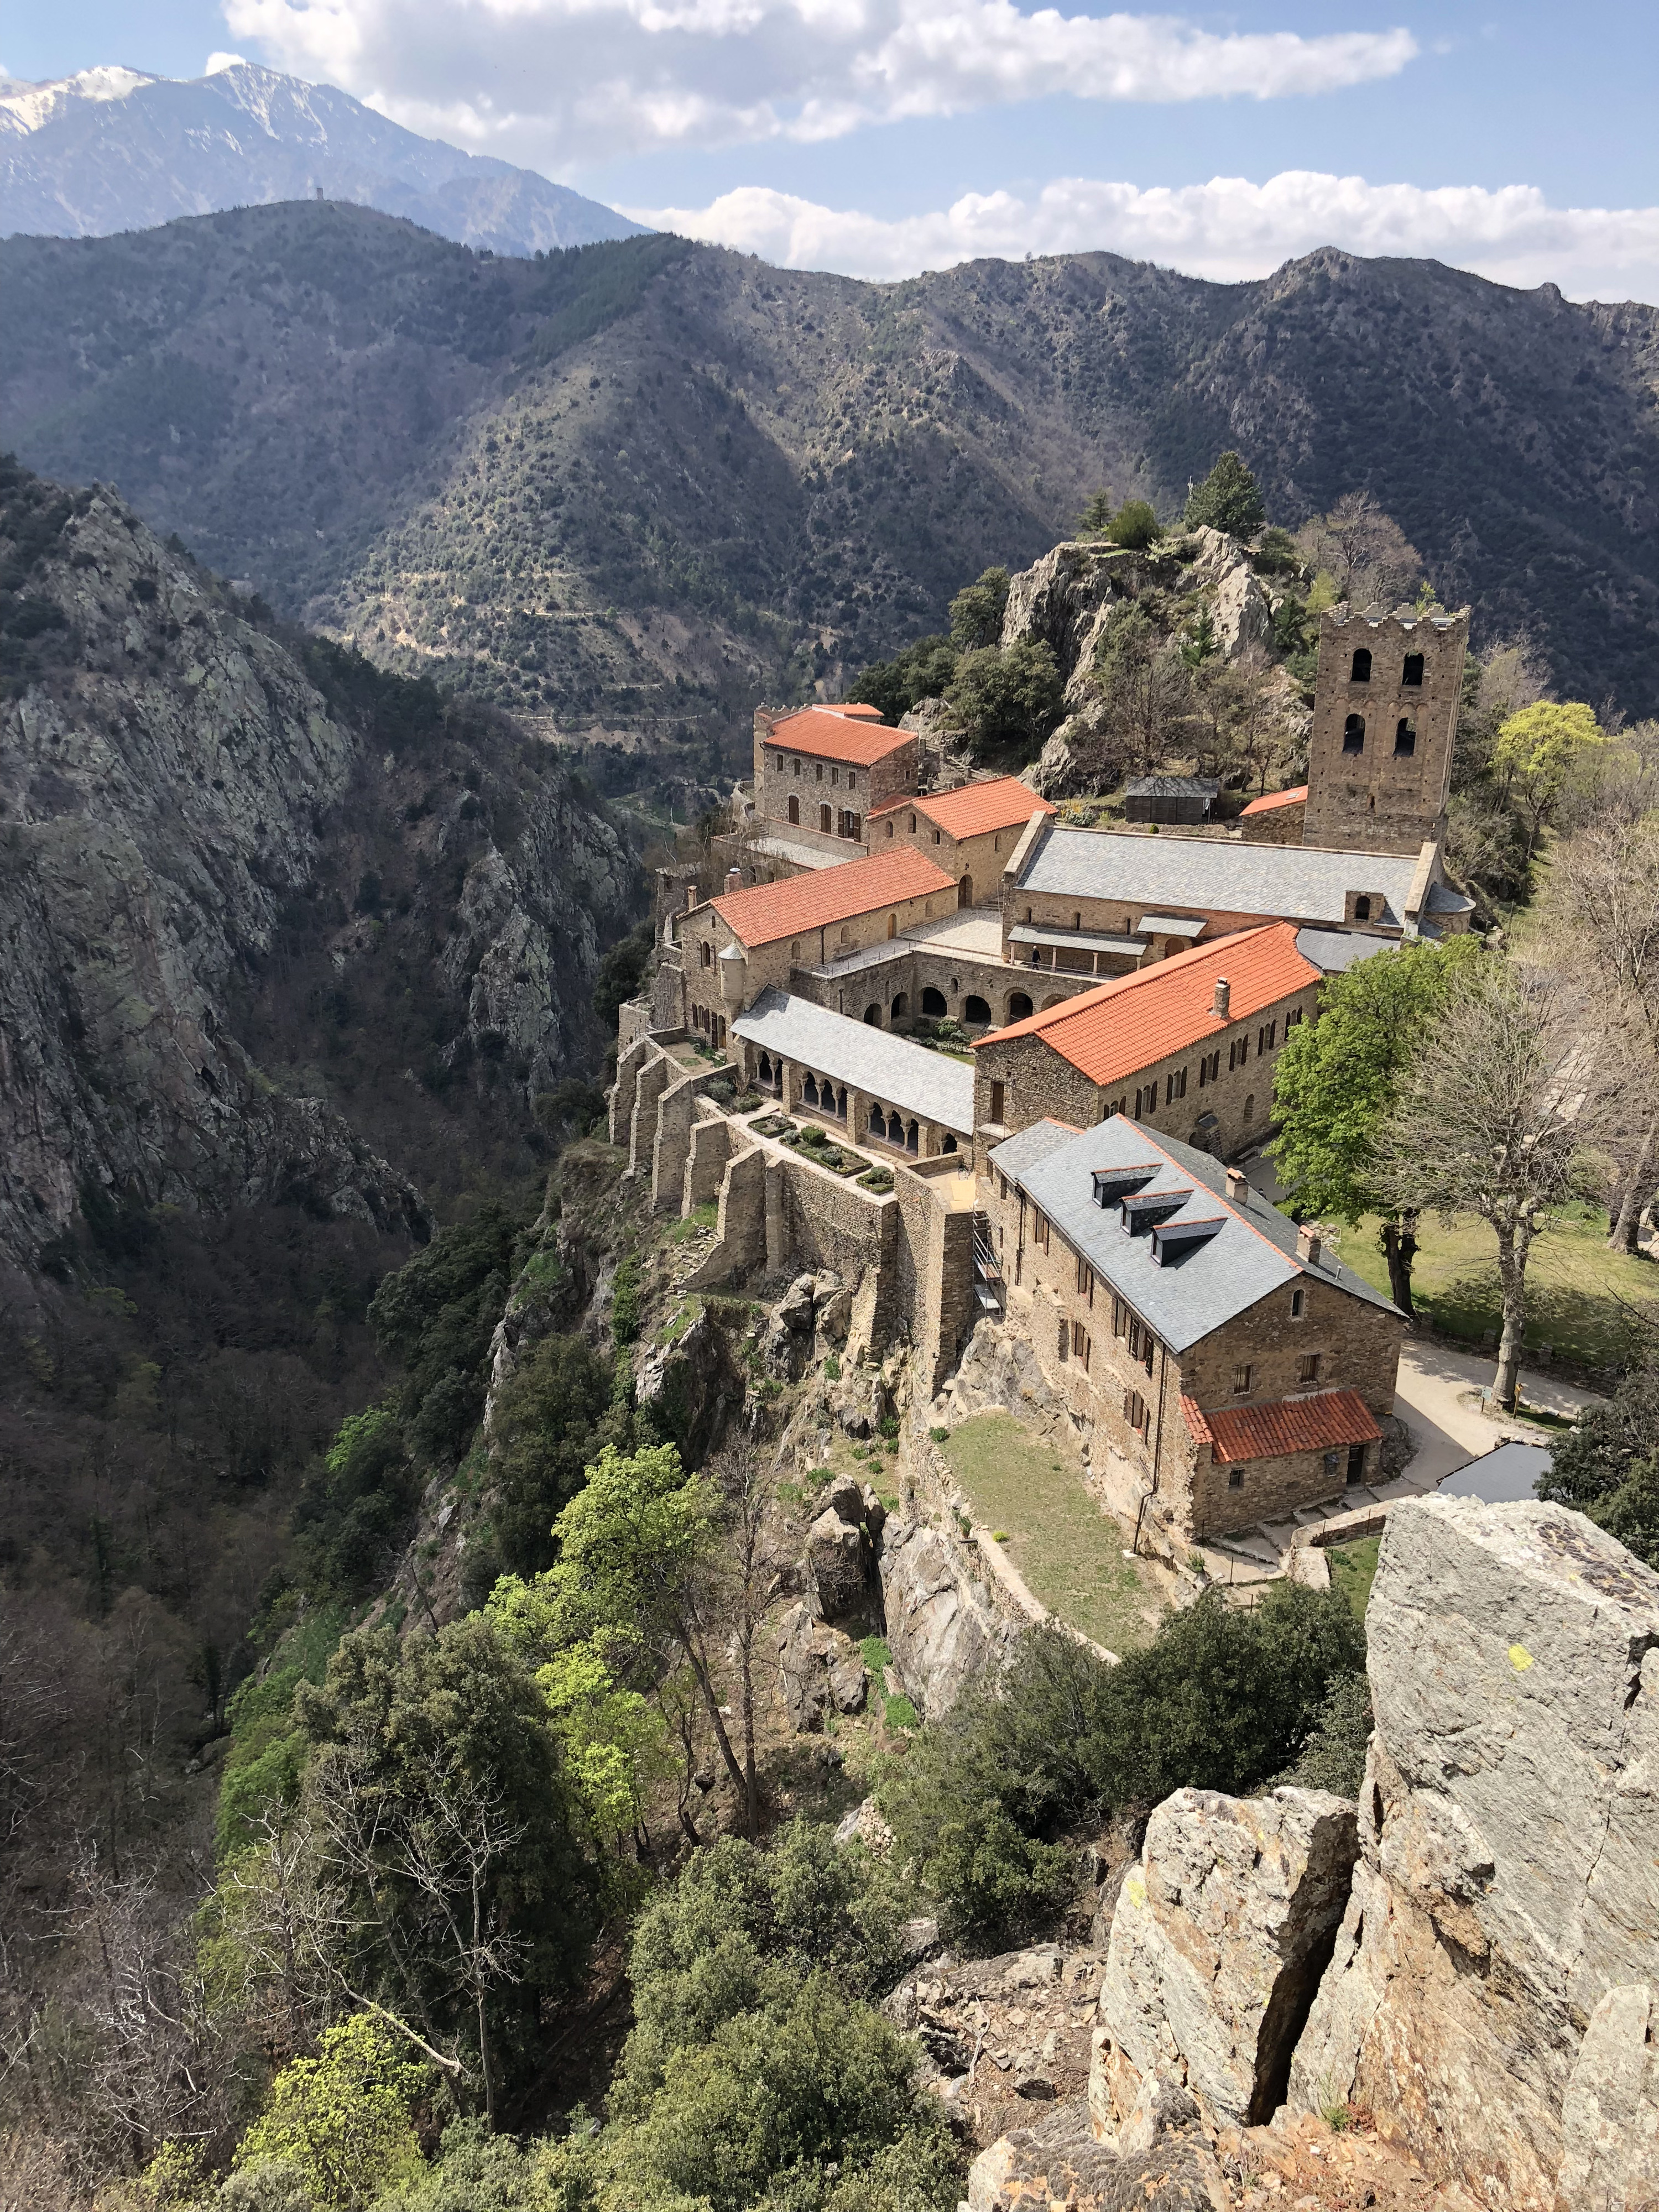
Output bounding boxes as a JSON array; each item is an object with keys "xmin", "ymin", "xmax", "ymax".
[
  {"xmin": 1014, "ymin": 822, "xmax": 1426, "ymax": 931},
  {"xmin": 988, "ymin": 1114, "xmax": 1400, "ymax": 1351}
]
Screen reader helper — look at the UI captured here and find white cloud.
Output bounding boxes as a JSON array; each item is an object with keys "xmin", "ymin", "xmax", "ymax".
[
  {"xmin": 628, "ymin": 171, "xmax": 1659, "ymax": 301},
  {"xmin": 205, "ymin": 50, "xmax": 249, "ymax": 72},
  {"xmin": 221, "ymin": 0, "xmax": 1417, "ymax": 164}
]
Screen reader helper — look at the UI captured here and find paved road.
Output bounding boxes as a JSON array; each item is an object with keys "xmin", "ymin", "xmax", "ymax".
[{"xmin": 1391, "ymin": 1339, "xmax": 1605, "ymax": 1491}]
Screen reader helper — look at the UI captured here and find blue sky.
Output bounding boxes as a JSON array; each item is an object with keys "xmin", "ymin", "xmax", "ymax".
[{"xmin": 6, "ymin": 0, "xmax": 1656, "ymax": 294}]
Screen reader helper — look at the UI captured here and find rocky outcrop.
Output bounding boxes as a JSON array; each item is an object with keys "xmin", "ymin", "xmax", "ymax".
[
  {"xmin": 1073, "ymin": 1499, "xmax": 1658, "ymax": 2212},
  {"xmin": 966, "ymin": 2094, "xmax": 1227, "ymax": 2212},
  {"xmin": 877, "ymin": 1510, "xmax": 1013, "ymax": 1718},
  {"xmin": 0, "ymin": 467, "xmax": 428, "ymax": 1264},
  {"xmin": 1093, "ymin": 1789, "xmax": 1360, "ymax": 2136},
  {"xmin": 804, "ymin": 1468, "xmax": 885, "ymax": 1621},
  {"xmin": 0, "ymin": 461, "xmax": 638, "ymax": 1275},
  {"xmin": 777, "ymin": 1600, "xmax": 868, "ymax": 1728},
  {"xmin": 1287, "ymin": 1498, "xmax": 1659, "ymax": 2211}
]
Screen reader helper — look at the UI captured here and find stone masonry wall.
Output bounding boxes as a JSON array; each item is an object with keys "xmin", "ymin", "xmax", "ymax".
[
  {"xmin": 753, "ymin": 724, "xmax": 917, "ymax": 848},
  {"xmin": 972, "ymin": 982, "xmax": 1319, "ymax": 1167},
  {"xmin": 679, "ymin": 876, "xmax": 956, "ymax": 1033},
  {"xmin": 1302, "ymin": 609, "xmax": 1466, "ymax": 855}
]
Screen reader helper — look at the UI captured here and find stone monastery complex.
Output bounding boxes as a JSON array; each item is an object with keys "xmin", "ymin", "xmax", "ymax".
[{"xmin": 611, "ymin": 603, "xmax": 1472, "ymax": 1562}]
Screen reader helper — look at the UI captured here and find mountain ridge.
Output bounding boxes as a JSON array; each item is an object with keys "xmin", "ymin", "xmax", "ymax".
[
  {"xmin": 3, "ymin": 205, "xmax": 1656, "ymax": 746},
  {"xmin": 0, "ymin": 60, "xmax": 648, "ymax": 256}
]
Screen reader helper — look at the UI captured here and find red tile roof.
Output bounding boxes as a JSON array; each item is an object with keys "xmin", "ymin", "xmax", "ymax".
[
  {"xmin": 974, "ymin": 923, "xmax": 1318, "ymax": 1087},
  {"xmin": 1240, "ymin": 785, "xmax": 1308, "ymax": 816},
  {"xmin": 1182, "ymin": 1387, "xmax": 1380, "ymax": 1463},
  {"xmin": 867, "ymin": 775, "xmax": 1055, "ymax": 841},
  {"xmin": 765, "ymin": 705, "xmax": 915, "ymax": 766},
  {"xmin": 709, "ymin": 848, "xmax": 956, "ymax": 948}
]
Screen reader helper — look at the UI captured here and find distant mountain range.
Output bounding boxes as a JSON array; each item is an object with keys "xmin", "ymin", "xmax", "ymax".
[
  {"xmin": 3, "ymin": 204, "xmax": 1657, "ymax": 745},
  {"xmin": 0, "ymin": 61, "xmax": 648, "ymax": 255}
]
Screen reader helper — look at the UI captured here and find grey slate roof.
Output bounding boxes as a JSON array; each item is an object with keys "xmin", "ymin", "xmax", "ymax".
[
  {"xmin": 1294, "ymin": 928, "xmax": 1390, "ymax": 974},
  {"xmin": 989, "ymin": 1114, "xmax": 1400, "ymax": 1350},
  {"xmin": 1125, "ymin": 776, "xmax": 1219, "ymax": 799},
  {"xmin": 1008, "ymin": 924, "xmax": 1147, "ymax": 958},
  {"xmin": 734, "ymin": 989, "xmax": 975, "ymax": 1134},
  {"xmin": 1017, "ymin": 824, "xmax": 1423, "ymax": 930}
]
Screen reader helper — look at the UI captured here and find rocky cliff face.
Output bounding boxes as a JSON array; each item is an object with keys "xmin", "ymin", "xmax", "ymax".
[
  {"xmin": 0, "ymin": 460, "xmax": 638, "ymax": 1271},
  {"xmin": 968, "ymin": 1498, "xmax": 1658, "ymax": 2212}
]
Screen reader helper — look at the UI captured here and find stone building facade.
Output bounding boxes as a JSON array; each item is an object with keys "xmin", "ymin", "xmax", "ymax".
[
  {"xmin": 983, "ymin": 1117, "xmax": 1405, "ymax": 1542},
  {"xmin": 676, "ymin": 847, "xmax": 957, "ymax": 1042},
  {"xmin": 866, "ymin": 776, "xmax": 1054, "ymax": 908},
  {"xmin": 1301, "ymin": 607, "xmax": 1467, "ymax": 855},
  {"xmin": 750, "ymin": 703, "xmax": 919, "ymax": 861},
  {"xmin": 972, "ymin": 925, "xmax": 1322, "ymax": 1166}
]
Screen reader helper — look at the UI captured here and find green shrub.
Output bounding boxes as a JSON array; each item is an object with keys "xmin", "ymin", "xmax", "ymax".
[{"xmin": 883, "ymin": 1588, "xmax": 1364, "ymax": 1943}]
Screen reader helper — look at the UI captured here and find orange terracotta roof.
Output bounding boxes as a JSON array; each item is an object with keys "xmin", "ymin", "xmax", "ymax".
[
  {"xmin": 974, "ymin": 923, "xmax": 1318, "ymax": 1087},
  {"xmin": 867, "ymin": 775, "xmax": 1055, "ymax": 840},
  {"xmin": 1182, "ymin": 1387, "xmax": 1380, "ymax": 1464},
  {"xmin": 709, "ymin": 848, "xmax": 956, "ymax": 948},
  {"xmin": 765, "ymin": 705, "xmax": 915, "ymax": 766},
  {"xmin": 1240, "ymin": 785, "xmax": 1308, "ymax": 816}
]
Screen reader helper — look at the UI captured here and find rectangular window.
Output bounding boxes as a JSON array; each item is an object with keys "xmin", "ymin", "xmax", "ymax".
[
  {"xmin": 1229, "ymin": 1038, "xmax": 1248, "ymax": 1071},
  {"xmin": 1035, "ymin": 1211, "xmax": 1050, "ymax": 1253},
  {"xmin": 1072, "ymin": 1320, "xmax": 1089, "ymax": 1363},
  {"xmin": 1298, "ymin": 1352, "xmax": 1322, "ymax": 1384},
  {"xmin": 1127, "ymin": 1317, "xmax": 1141, "ymax": 1359},
  {"xmin": 1076, "ymin": 1257, "xmax": 1094, "ymax": 1301},
  {"xmin": 1124, "ymin": 1389, "xmax": 1147, "ymax": 1432},
  {"xmin": 1290, "ymin": 1287, "xmax": 1305, "ymax": 1318},
  {"xmin": 989, "ymin": 1081, "xmax": 1006, "ymax": 1126},
  {"xmin": 1228, "ymin": 1469, "xmax": 1245, "ymax": 1489},
  {"xmin": 1167, "ymin": 1067, "xmax": 1187, "ymax": 1104},
  {"xmin": 1113, "ymin": 1297, "xmax": 1129, "ymax": 1337},
  {"xmin": 1233, "ymin": 1363, "xmax": 1252, "ymax": 1395}
]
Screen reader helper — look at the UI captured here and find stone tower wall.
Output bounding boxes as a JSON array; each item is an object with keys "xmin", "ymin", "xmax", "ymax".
[{"xmin": 1302, "ymin": 608, "xmax": 1467, "ymax": 854}]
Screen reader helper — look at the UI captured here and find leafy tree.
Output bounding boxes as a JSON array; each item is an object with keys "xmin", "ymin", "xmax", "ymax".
[
  {"xmin": 1295, "ymin": 491, "xmax": 1422, "ymax": 612},
  {"xmin": 1536, "ymin": 1361, "xmax": 1659, "ymax": 1569},
  {"xmin": 1493, "ymin": 700, "xmax": 1608, "ymax": 858},
  {"xmin": 593, "ymin": 917, "xmax": 655, "ymax": 1029},
  {"xmin": 486, "ymin": 1333, "xmax": 613, "ymax": 1579},
  {"xmin": 1270, "ymin": 938, "xmax": 1484, "ymax": 1313},
  {"xmin": 1279, "ymin": 1672, "xmax": 1374, "ymax": 1798},
  {"xmin": 847, "ymin": 635, "xmax": 958, "ymax": 723},
  {"xmin": 368, "ymin": 1204, "xmax": 523, "ymax": 1467},
  {"xmin": 296, "ymin": 1616, "xmax": 598, "ymax": 2107},
  {"xmin": 1078, "ymin": 603, "xmax": 1191, "ymax": 776},
  {"xmin": 233, "ymin": 2016, "xmax": 424, "ymax": 2212},
  {"xmin": 946, "ymin": 640, "xmax": 1065, "ymax": 759},
  {"xmin": 1556, "ymin": 817, "xmax": 1659, "ymax": 1248},
  {"xmin": 531, "ymin": 1441, "xmax": 758, "ymax": 1820},
  {"xmin": 947, "ymin": 566, "xmax": 1009, "ymax": 650},
  {"xmin": 1183, "ymin": 451, "xmax": 1265, "ymax": 538},
  {"xmin": 1374, "ymin": 962, "xmax": 1598, "ymax": 1411}
]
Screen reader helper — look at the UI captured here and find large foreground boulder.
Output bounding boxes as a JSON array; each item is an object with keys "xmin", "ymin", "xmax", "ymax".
[
  {"xmin": 1288, "ymin": 1498, "xmax": 1659, "ymax": 2211},
  {"xmin": 875, "ymin": 1511, "xmax": 1013, "ymax": 1720},
  {"xmin": 1093, "ymin": 1788, "xmax": 1359, "ymax": 2135}
]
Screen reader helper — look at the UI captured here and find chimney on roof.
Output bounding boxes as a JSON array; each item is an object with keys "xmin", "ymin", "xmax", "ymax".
[
  {"xmin": 725, "ymin": 867, "xmax": 743, "ymax": 896},
  {"xmin": 1212, "ymin": 975, "xmax": 1231, "ymax": 1019},
  {"xmin": 1225, "ymin": 1166, "xmax": 1249, "ymax": 1204},
  {"xmin": 1297, "ymin": 1223, "xmax": 1323, "ymax": 1267},
  {"xmin": 685, "ymin": 884, "xmax": 699, "ymax": 910}
]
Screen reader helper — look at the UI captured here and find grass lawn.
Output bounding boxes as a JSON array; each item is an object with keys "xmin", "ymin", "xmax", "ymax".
[
  {"xmin": 938, "ymin": 1412, "xmax": 1167, "ymax": 1655},
  {"xmin": 1327, "ymin": 1536, "xmax": 1380, "ymax": 1625},
  {"xmin": 1328, "ymin": 1205, "xmax": 1651, "ymax": 1372}
]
